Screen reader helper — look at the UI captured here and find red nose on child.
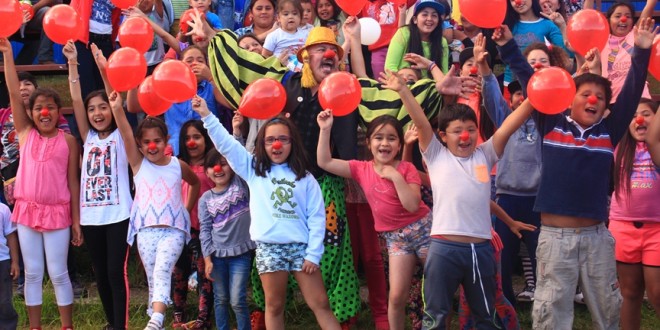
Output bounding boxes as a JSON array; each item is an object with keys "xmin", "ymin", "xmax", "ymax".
[
  {"xmin": 272, "ymin": 140, "xmax": 283, "ymax": 150},
  {"xmin": 533, "ymin": 63, "xmax": 544, "ymax": 70},
  {"xmin": 587, "ymin": 95, "xmax": 598, "ymax": 105},
  {"xmin": 213, "ymin": 165, "xmax": 222, "ymax": 173},
  {"xmin": 620, "ymin": 16, "xmax": 628, "ymax": 23},
  {"xmin": 470, "ymin": 66, "xmax": 478, "ymax": 75},
  {"xmin": 460, "ymin": 131, "xmax": 469, "ymax": 142},
  {"xmin": 323, "ymin": 49, "xmax": 336, "ymax": 59},
  {"xmin": 636, "ymin": 116, "xmax": 645, "ymax": 125},
  {"xmin": 148, "ymin": 142, "xmax": 157, "ymax": 151},
  {"xmin": 40, "ymin": 107, "xmax": 49, "ymax": 117},
  {"xmin": 186, "ymin": 140, "xmax": 197, "ymax": 148}
]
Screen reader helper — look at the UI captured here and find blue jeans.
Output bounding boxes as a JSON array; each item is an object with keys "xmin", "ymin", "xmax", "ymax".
[
  {"xmin": 210, "ymin": 252, "xmax": 252, "ymax": 330},
  {"xmin": 493, "ymin": 194, "xmax": 541, "ymax": 306}
]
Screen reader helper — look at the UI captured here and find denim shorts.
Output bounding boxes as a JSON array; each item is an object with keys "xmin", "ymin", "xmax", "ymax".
[
  {"xmin": 380, "ymin": 212, "xmax": 432, "ymax": 258},
  {"xmin": 255, "ymin": 242, "xmax": 306, "ymax": 274}
]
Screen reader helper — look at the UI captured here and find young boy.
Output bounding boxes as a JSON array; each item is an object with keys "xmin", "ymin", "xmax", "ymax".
[
  {"xmin": 0, "ymin": 202, "xmax": 18, "ymax": 329},
  {"xmin": 530, "ymin": 18, "xmax": 656, "ymax": 329},
  {"xmin": 378, "ymin": 40, "xmax": 535, "ymax": 328}
]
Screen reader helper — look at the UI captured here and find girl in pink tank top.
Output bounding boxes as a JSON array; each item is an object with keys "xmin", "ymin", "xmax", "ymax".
[{"xmin": 2, "ymin": 39, "xmax": 81, "ymax": 330}]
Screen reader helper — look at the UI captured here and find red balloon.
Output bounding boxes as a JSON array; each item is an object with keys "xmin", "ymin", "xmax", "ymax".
[
  {"xmin": 152, "ymin": 60, "xmax": 197, "ymax": 104},
  {"xmin": 118, "ymin": 17, "xmax": 154, "ymax": 54},
  {"xmin": 138, "ymin": 76, "xmax": 172, "ymax": 116},
  {"xmin": 43, "ymin": 5, "xmax": 79, "ymax": 45},
  {"xmin": 648, "ymin": 37, "xmax": 660, "ymax": 80},
  {"xmin": 567, "ymin": 9, "xmax": 609, "ymax": 56},
  {"xmin": 0, "ymin": 0, "xmax": 23, "ymax": 38},
  {"xmin": 459, "ymin": 0, "xmax": 506, "ymax": 28},
  {"xmin": 106, "ymin": 47, "xmax": 147, "ymax": 92},
  {"xmin": 20, "ymin": 2, "xmax": 33, "ymax": 21},
  {"xmin": 238, "ymin": 78, "xmax": 286, "ymax": 120},
  {"xmin": 336, "ymin": 0, "xmax": 367, "ymax": 16},
  {"xmin": 318, "ymin": 72, "xmax": 361, "ymax": 117},
  {"xmin": 111, "ymin": 0, "xmax": 137, "ymax": 10},
  {"xmin": 527, "ymin": 67, "xmax": 576, "ymax": 115}
]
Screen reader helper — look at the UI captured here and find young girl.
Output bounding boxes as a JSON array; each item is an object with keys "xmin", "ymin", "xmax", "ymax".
[
  {"xmin": 117, "ymin": 92, "xmax": 201, "ymax": 329},
  {"xmin": 171, "ymin": 120, "xmax": 215, "ymax": 329},
  {"xmin": 301, "ymin": 0, "xmax": 316, "ymax": 26},
  {"xmin": 609, "ymin": 98, "xmax": 660, "ymax": 329},
  {"xmin": 2, "ymin": 38, "xmax": 81, "ymax": 330},
  {"xmin": 262, "ymin": 0, "xmax": 310, "ymax": 57},
  {"xmin": 64, "ymin": 41, "xmax": 133, "ymax": 330},
  {"xmin": 238, "ymin": 33, "xmax": 265, "ymax": 54},
  {"xmin": 317, "ymin": 112, "xmax": 432, "ymax": 330},
  {"xmin": 315, "ymin": 0, "xmax": 346, "ymax": 44},
  {"xmin": 199, "ymin": 149, "xmax": 256, "ymax": 330},
  {"xmin": 385, "ymin": 0, "xmax": 449, "ymax": 78},
  {"xmin": 191, "ymin": 96, "xmax": 341, "ymax": 330}
]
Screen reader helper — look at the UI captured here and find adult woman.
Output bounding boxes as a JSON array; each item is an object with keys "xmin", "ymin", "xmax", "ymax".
[{"xmin": 235, "ymin": 0, "xmax": 277, "ymax": 41}]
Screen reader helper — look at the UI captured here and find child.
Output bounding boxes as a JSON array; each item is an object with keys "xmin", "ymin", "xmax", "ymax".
[
  {"xmin": 64, "ymin": 41, "xmax": 133, "ymax": 330},
  {"xmin": 262, "ymin": 0, "xmax": 310, "ymax": 57},
  {"xmin": 301, "ymin": 0, "xmax": 316, "ymax": 26},
  {"xmin": 529, "ymin": 18, "xmax": 656, "ymax": 329},
  {"xmin": 609, "ymin": 98, "xmax": 660, "ymax": 329},
  {"xmin": 191, "ymin": 0, "xmax": 224, "ymax": 29},
  {"xmin": 191, "ymin": 95, "xmax": 341, "ymax": 330},
  {"xmin": 317, "ymin": 112, "xmax": 431, "ymax": 330},
  {"xmin": 2, "ymin": 38, "xmax": 82, "ymax": 330},
  {"xmin": 238, "ymin": 33, "xmax": 265, "ymax": 54},
  {"xmin": 0, "ymin": 202, "xmax": 17, "ymax": 330},
  {"xmin": 199, "ymin": 149, "xmax": 256, "ymax": 330},
  {"xmin": 378, "ymin": 64, "xmax": 533, "ymax": 328},
  {"xmin": 171, "ymin": 120, "xmax": 216, "ymax": 329},
  {"xmin": 117, "ymin": 91, "xmax": 201, "ymax": 329}
]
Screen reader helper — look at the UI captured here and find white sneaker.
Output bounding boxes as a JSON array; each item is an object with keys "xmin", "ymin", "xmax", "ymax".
[
  {"xmin": 574, "ymin": 291, "xmax": 585, "ymax": 304},
  {"xmin": 516, "ymin": 285, "xmax": 535, "ymax": 302},
  {"xmin": 144, "ymin": 319, "xmax": 163, "ymax": 330}
]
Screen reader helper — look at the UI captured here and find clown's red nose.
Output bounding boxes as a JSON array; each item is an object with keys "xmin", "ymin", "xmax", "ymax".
[
  {"xmin": 40, "ymin": 107, "xmax": 49, "ymax": 117},
  {"xmin": 533, "ymin": 63, "xmax": 544, "ymax": 70},
  {"xmin": 213, "ymin": 165, "xmax": 222, "ymax": 173},
  {"xmin": 620, "ymin": 16, "xmax": 628, "ymax": 23},
  {"xmin": 636, "ymin": 116, "xmax": 645, "ymax": 125},
  {"xmin": 186, "ymin": 140, "xmax": 197, "ymax": 148},
  {"xmin": 460, "ymin": 131, "xmax": 469, "ymax": 142},
  {"xmin": 323, "ymin": 49, "xmax": 336, "ymax": 59},
  {"xmin": 515, "ymin": 0, "xmax": 522, "ymax": 6},
  {"xmin": 148, "ymin": 142, "xmax": 157, "ymax": 151},
  {"xmin": 470, "ymin": 66, "xmax": 478, "ymax": 75},
  {"xmin": 272, "ymin": 141, "xmax": 283, "ymax": 150},
  {"xmin": 587, "ymin": 95, "xmax": 598, "ymax": 105}
]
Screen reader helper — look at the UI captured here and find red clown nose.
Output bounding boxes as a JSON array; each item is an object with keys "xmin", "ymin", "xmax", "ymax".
[
  {"xmin": 515, "ymin": 0, "xmax": 522, "ymax": 6},
  {"xmin": 635, "ymin": 116, "xmax": 645, "ymax": 125},
  {"xmin": 186, "ymin": 140, "xmax": 197, "ymax": 148},
  {"xmin": 587, "ymin": 95, "xmax": 598, "ymax": 105},
  {"xmin": 460, "ymin": 131, "xmax": 469, "ymax": 142},
  {"xmin": 620, "ymin": 16, "xmax": 628, "ymax": 23},
  {"xmin": 323, "ymin": 49, "xmax": 336, "ymax": 59},
  {"xmin": 40, "ymin": 107, "xmax": 49, "ymax": 117},
  {"xmin": 533, "ymin": 63, "xmax": 544, "ymax": 70},
  {"xmin": 470, "ymin": 66, "xmax": 478, "ymax": 75},
  {"xmin": 272, "ymin": 140, "xmax": 283, "ymax": 150},
  {"xmin": 148, "ymin": 142, "xmax": 157, "ymax": 151},
  {"xmin": 213, "ymin": 165, "xmax": 222, "ymax": 173}
]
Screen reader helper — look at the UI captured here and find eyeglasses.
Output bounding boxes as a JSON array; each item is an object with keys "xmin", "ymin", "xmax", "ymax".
[{"xmin": 264, "ymin": 135, "xmax": 291, "ymax": 145}]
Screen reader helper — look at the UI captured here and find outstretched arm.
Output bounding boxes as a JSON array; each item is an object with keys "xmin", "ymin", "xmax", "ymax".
[
  {"xmin": 63, "ymin": 40, "xmax": 90, "ymax": 142},
  {"xmin": 316, "ymin": 110, "xmax": 352, "ymax": 178},
  {"xmin": 124, "ymin": 6, "xmax": 182, "ymax": 55},
  {"xmin": 1, "ymin": 38, "xmax": 31, "ymax": 140},
  {"xmin": 492, "ymin": 99, "xmax": 534, "ymax": 157},
  {"xmin": 344, "ymin": 16, "xmax": 368, "ymax": 78},
  {"xmin": 108, "ymin": 92, "xmax": 143, "ymax": 172},
  {"xmin": 490, "ymin": 201, "xmax": 537, "ymax": 239}
]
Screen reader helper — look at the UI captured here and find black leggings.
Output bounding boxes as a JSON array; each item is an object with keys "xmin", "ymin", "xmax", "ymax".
[{"xmin": 82, "ymin": 220, "xmax": 130, "ymax": 330}]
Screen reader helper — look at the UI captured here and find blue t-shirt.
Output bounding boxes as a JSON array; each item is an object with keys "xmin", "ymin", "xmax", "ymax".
[{"xmin": 206, "ymin": 12, "xmax": 223, "ymax": 29}]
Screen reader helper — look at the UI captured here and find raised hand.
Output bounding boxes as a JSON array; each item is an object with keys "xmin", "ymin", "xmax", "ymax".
[
  {"xmin": 317, "ymin": 109, "xmax": 334, "ymax": 130},
  {"xmin": 492, "ymin": 25, "xmax": 513, "ymax": 46},
  {"xmin": 90, "ymin": 43, "xmax": 108, "ymax": 71},
  {"xmin": 540, "ymin": 11, "xmax": 566, "ymax": 29},
  {"xmin": 191, "ymin": 95, "xmax": 211, "ymax": 117},
  {"xmin": 122, "ymin": 6, "xmax": 147, "ymax": 19},
  {"xmin": 404, "ymin": 124, "xmax": 419, "ymax": 145},
  {"xmin": 108, "ymin": 91, "xmax": 123, "ymax": 111},
  {"xmin": 191, "ymin": 62, "xmax": 212, "ymax": 81},
  {"xmin": 0, "ymin": 38, "xmax": 11, "ymax": 54},
  {"xmin": 403, "ymin": 53, "xmax": 433, "ymax": 71},
  {"xmin": 342, "ymin": 16, "xmax": 360, "ymax": 40},
  {"xmin": 435, "ymin": 66, "xmax": 478, "ymax": 99},
  {"xmin": 634, "ymin": 17, "xmax": 659, "ymax": 49},
  {"xmin": 62, "ymin": 40, "xmax": 77, "ymax": 61},
  {"xmin": 378, "ymin": 70, "xmax": 406, "ymax": 92},
  {"xmin": 232, "ymin": 111, "xmax": 244, "ymax": 136}
]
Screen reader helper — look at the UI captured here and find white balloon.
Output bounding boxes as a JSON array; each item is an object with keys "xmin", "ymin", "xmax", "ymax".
[{"xmin": 359, "ymin": 17, "xmax": 381, "ymax": 46}]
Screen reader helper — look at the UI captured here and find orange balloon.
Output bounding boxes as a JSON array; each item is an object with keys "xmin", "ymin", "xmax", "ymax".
[
  {"xmin": 0, "ymin": 0, "xmax": 25, "ymax": 38},
  {"xmin": 459, "ymin": 0, "xmax": 507, "ymax": 28},
  {"xmin": 138, "ymin": 76, "xmax": 172, "ymax": 116},
  {"xmin": 238, "ymin": 78, "xmax": 286, "ymax": 120},
  {"xmin": 318, "ymin": 72, "xmax": 361, "ymax": 117},
  {"xmin": 118, "ymin": 17, "xmax": 154, "ymax": 54},
  {"xmin": 567, "ymin": 9, "xmax": 609, "ymax": 56},
  {"xmin": 43, "ymin": 5, "xmax": 79, "ymax": 45},
  {"xmin": 527, "ymin": 67, "xmax": 576, "ymax": 115},
  {"xmin": 152, "ymin": 60, "xmax": 197, "ymax": 103},
  {"xmin": 648, "ymin": 37, "xmax": 660, "ymax": 80},
  {"xmin": 106, "ymin": 47, "xmax": 147, "ymax": 92},
  {"xmin": 111, "ymin": 0, "xmax": 137, "ymax": 10},
  {"xmin": 336, "ymin": 0, "xmax": 367, "ymax": 16}
]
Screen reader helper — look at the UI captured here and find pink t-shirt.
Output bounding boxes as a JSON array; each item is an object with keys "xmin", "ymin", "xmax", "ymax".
[
  {"xmin": 601, "ymin": 31, "xmax": 651, "ymax": 104},
  {"xmin": 349, "ymin": 160, "xmax": 430, "ymax": 232},
  {"xmin": 183, "ymin": 164, "xmax": 215, "ymax": 230},
  {"xmin": 610, "ymin": 142, "xmax": 660, "ymax": 223}
]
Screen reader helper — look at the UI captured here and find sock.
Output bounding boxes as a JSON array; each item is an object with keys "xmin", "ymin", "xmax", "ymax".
[
  {"xmin": 521, "ymin": 255, "xmax": 535, "ymax": 287},
  {"xmin": 151, "ymin": 312, "xmax": 165, "ymax": 327}
]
